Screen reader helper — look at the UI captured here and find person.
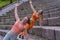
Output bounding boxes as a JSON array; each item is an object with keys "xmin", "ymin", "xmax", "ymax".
[
  {"xmin": 3, "ymin": 3, "xmax": 28, "ymax": 40},
  {"xmin": 19, "ymin": 0, "xmax": 43, "ymax": 40}
]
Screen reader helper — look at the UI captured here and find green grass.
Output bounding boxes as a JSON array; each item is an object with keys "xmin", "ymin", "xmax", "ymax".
[
  {"xmin": 0, "ymin": 1, "xmax": 9, "ymax": 7},
  {"xmin": 0, "ymin": 0, "xmax": 16, "ymax": 7},
  {"xmin": 13, "ymin": 0, "xmax": 16, "ymax": 2}
]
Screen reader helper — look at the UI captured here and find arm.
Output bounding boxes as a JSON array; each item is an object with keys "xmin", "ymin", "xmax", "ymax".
[
  {"xmin": 38, "ymin": 15, "xmax": 43, "ymax": 26},
  {"xmin": 14, "ymin": 3, "xmax": 20, "ymax": 21},
  {"xmin": 24, "ymin": 26, "xmax": 29, "ymax": 40},
  {"xmin": 29, "ymin": 0, "xmax": 36, "ymax": 12},
  {"xmin": 25, "ymin": 30, "xmax": 29, "ymax": 40},
  {"xmin": 38, "ymin": 10, "xmax": 43, "ymax": 26}
]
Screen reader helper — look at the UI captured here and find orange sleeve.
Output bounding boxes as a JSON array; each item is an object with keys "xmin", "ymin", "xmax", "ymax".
[
  {"xmin": 26, "ymin": 20, "xmax": 35, "ymax": 30},
  {"xmin": 29, "ymin": 20, "xmax": 35, "ymax": 29},
  {"xmin": 21, "ymin": 31, "xmax": 25, "ymax": 36},
  {"xmin": 21, "ymin": 23, "xmax": 30, "ymax": 36},
  {"xmin": 26, "ymin": 23, "xmax": 30, "ymax": 30},
  {"xmin": 31, "ymin": 12, "xmax": 39, "ymax": 20}
]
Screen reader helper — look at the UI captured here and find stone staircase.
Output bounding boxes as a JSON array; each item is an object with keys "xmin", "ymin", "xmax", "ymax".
[{"xmin": 0, "ymin": 0, "xmax": 60, "ymax": 30}]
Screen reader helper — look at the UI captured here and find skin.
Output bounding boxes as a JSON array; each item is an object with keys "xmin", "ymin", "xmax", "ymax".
[
  {"xmin": 20, "ymin": 0, "xmax": 43, "ymax": 40},
  {"xmin": 11, "ymin": 3, "xmax": 28, "ymax": 35},
  {"xmin": 3, "ymin": 3, "xmax": 28, "ymax": 40},
  {"xmin": 29, "ymin": 0, "xmax": 43, "ymax": 26}
]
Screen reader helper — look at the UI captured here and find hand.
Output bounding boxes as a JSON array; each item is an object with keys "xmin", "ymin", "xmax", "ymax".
[
  {"xmin": 29, "ymin": 0, "xmax": 32, "ymax": 4},
  {"xmin": 37, "ymin": 10, "xmax": 43, "ymax": 15},
  {"xmin": 15, "ymin": 3, "xmax": 20, "ymax": 7}
]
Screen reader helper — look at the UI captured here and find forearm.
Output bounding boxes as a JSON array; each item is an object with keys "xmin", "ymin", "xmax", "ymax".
[
  {"xmin": 30, "ymin": 3, "xmax": 36, "ymax": 12},
  {"xmin": 26, "ymin": 33, "xmax": 29, "ymax": 40},
  {"xmin": 14, "ymin": 4, "xmax": 20, "ymax": 21},
  {"xmin": 25, "ymin": 29, "xmax": 29, "ymax": 40},
  {"xmin": 29, "ymin": 0, "xmax": 36, "ymax": 12},
  {"xmin": 38, "ymin": 16, "xmax": 43, "ymax": 26}
]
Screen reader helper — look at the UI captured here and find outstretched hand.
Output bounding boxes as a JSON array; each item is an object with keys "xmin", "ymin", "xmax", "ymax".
[
  {"xmin": 29, "ymin": 0, "xmax": 32, "ymax": 4},
  {"xmin": 15, "ymin": 3, "xmax": 20, "ymax": 7},
  {"xmin": 37, "ymin": 10, "xmax": 43, "ymax": 15}
]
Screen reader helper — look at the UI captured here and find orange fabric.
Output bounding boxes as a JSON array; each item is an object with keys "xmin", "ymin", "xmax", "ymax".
[
  {"xmin": 21, "ymin": 21, "xmax": 35, "ymax": 36},
  {"xmin": 26, "ymin": 23, "xmax": 30, "ymax": 30},
  {"xmin": 25, "ymin": 12, "xmax": 39, "ymax": 30},
  {"xmin": 21, "ymin": 12, "xmax": 39, "ymax": 36},
  {"xmin": 28, "ymin": 20, "xmax": 35, "ymax": 30},
  {"xmin": 32, "ymin": 12, "xmax": 39, "ymax": 20},
  {"xmin": 21, "ymin": 31, "xmax": 25, "ymax": 36}
]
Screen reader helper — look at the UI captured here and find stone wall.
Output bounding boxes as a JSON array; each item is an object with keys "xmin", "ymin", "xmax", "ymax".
[
  {"xmin": 29, "ymin": 26, "xmax": 60, "ymax": 40},
  {"xmin": 0, "ymin": 26, "xmax": 60, "ymax": 40},
  {"xmin": 0, "ymin": 0, "xmax": 60, "ymax": 30},
  {"xmin": 0, "ymin": 0, "xmax": 60, "ymax": 26}
]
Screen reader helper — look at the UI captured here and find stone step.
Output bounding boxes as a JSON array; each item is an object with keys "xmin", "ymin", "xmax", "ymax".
[
  {"xmin": 29, "ymin": 26, "xmax": 60, "ymax": 40},
  {"xmin": 1, "ymin": 26, "xmax": 60, "ymax": 40},
  {"xmin": 0, "ymin": 16, "xmax": 60, "ymax": 26},
  {"xmin": 0, "ymin": 29, "xmax": 46, "ymax": 40},
  {"xmin": 0, "ymin": 16, "xmax": 9, "ymax": 19},
  {"xmin": 0, "ymin": 21, "xmax": 15, "ymax": 25},
  {"xmin": 43, "ymin": 16, "xmax": 60, "ymax": 26},
  {"xmin": 43, "ymin": 12, "xmax": 60, "ymax": 18},
  {"xmin": 47, "ymin": 18, "xmax": 60, "ymax": 26},
  {"xmin": 0, "ymin": 0, "xmax": 60, "ymax": 26},
  {"xmin": 0, "ymin": 25, "xmax": 12, "ymax": 30}
]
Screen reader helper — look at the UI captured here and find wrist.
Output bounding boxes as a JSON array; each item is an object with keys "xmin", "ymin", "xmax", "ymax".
[
  {"xmin": 29, "ymin": 1, "xmax": 32, "ymax": 4},
  {"xmin": 15, "ymin": 3, "xmax": 19, "ymax": 7}
]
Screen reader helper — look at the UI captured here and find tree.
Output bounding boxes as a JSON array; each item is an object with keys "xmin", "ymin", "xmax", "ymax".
[
  {"xmin": 10, "ymin": 0, "xmax": 12, "ymax": 3},
  {"xmin": 1, "ymin": 0, "xmax": 5, "ymax": 1}
]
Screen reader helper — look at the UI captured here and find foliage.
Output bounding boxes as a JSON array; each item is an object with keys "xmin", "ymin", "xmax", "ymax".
[{"xmin": 0, "ymin": 0, "xmax": 16, "ymax": 7}]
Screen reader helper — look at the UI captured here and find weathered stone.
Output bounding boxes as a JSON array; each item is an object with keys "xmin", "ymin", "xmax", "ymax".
[
  {"xmin": 48, "ymin": 18, "xmax": 60, "ymax": 26},
  {"xmin": 46, "ymin": 29, "xmax": 55, "ymax": 40},
  {"xmin": 29, "ymin": 26, "xmax": 60, "ymax": 40},
  {"xmin": 0, "ymin": 31, "xmax": 6, "ymax": 36},
  {"xmin": 55, "ymin": 28, "xmax": 60, "ymax": 40},
  {"xmin": 28, "ymin": 28, "xmax": 42, "ymax": 36}
]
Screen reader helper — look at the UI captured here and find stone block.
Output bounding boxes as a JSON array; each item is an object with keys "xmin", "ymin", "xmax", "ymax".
[
  {"xmin": 29, "ymin": 28, "xmax": 42, "ymax": 36},
  {"xmin": 55, "ymin": 28, "xmax": 60, "ymax": 40},
  {"xmin": 40, "ymin": 27, "xmax": 60, "ymax": 40},
  {"xmin": 0, "ymin": 31, "xmax": 6, "ymax": 36},
  {"xmin": 48, "ymin": 18, "xmax": 60, "ymax": 26}
]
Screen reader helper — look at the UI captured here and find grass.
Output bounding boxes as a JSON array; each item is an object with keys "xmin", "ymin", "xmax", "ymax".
[
  {"xmin": 0, "ymin": 1, "xmax": 9, "ymax": 7},
  {"xmin": 0, "ymin": 0, "xmax": 16, "ymax": 7}
]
